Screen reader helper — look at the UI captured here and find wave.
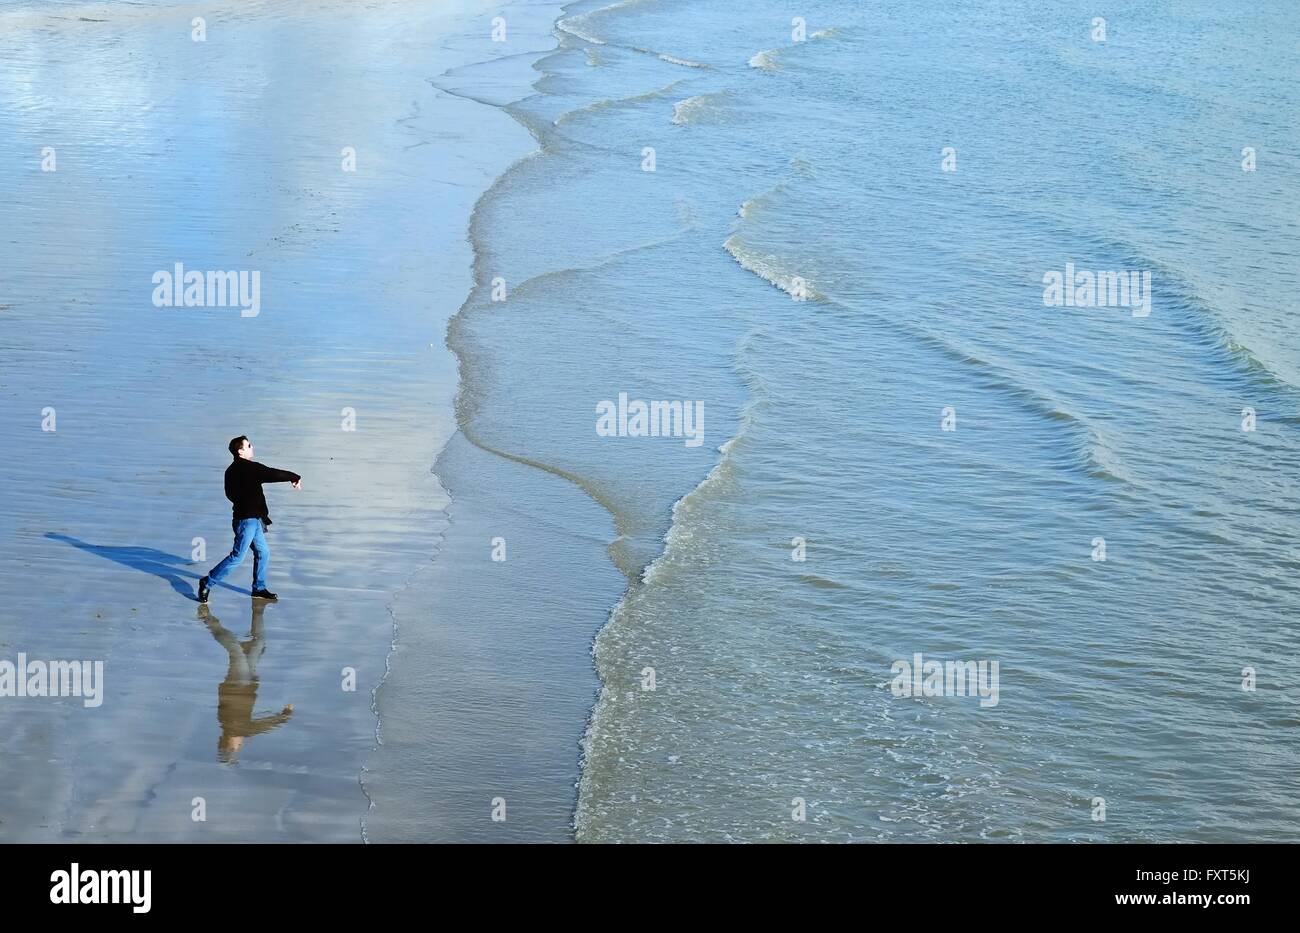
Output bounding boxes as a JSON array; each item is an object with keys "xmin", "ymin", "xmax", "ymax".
[
  {"xmin": 1151, "ymin": 268, "xmax": 1300, "ymax": 397},
  {"xmin": 799, "ymin": 573, "xmax": 849, "ymax": 589},
  {"xmin": 602, "ymin": 43, "xmax": 709, "ymax": 69},
  {"xmin": 724, "ymin": 178, "xmax": 1144, "ymax": 489},
  {"xmin": 929, "ymin": 336, "xmax": 1138, "ymax": 486},
  {"xmin": 556, "ymin": 13, "xmax": 606, "ymax": 45},
  {"xmin": 671, "ymin": 91, "xmax": 726, "ymax": 125},
  {"xmin": 1094, "ymin": 239, "xmax": 1300, "ymax": 397},
  {"xmin": 736, "ymin": 181, "xmax": 788, "ymax": 219},
  {"xmin": 556, "ymin": 77, "xmax": 688, "ymax": 126},
  {"xmin": 993, "ymin": 196, "xmax": 1300, "ymax": 399},
  {"xmin": 558, "ymin": 0, "xmax": 659, "ymax": 47},
  {"xmin": 748, "ymin": 25, "xmax": 841, "ymax": 71},
  {"xmin": 640, "ymin": 410, "xmax": 750, "ymax": 588},
  {"xmin": 670, "ymin": 95, "xmax": 706, "ymax": 125},
  {"xmin": 576, "ymin": 332, "xmax": 767, "ymax": 836},
  {"xmin": 557, "ymin": 3, "xmax": 709, "ymax": 69},
  {"xmin": 657, "ymin": 52, "xmax": 708, "ymax": 68},
  {"xmin": 748, "ymin": 48, "xmax": 780, "ymax": 71},
  {"xmin": 722, "ymin": 233, "xmax": 820, "ymax": 301}
]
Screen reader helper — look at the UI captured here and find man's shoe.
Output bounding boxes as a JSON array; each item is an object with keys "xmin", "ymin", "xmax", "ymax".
[
  {"xmin": 197, "ymin": 577, "xmax": 210, "ymax": 604},
  {"xmin": 251, "ymin": 589, "xmax": 278, "ymax": 601}
]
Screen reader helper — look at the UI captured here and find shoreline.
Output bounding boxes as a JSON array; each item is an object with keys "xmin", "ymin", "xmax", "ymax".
[
  {"xmin": 361, "ymin": 1, "xmax": 628, "ymax": 844},
  {"xmin": 406, "ymin": 0, "xmax": 760, "ymax": 841}
]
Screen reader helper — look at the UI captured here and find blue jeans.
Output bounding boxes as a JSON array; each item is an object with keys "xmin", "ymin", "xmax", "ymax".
[{"xmin": 206, "ymin": 518, "xmax": 269, "ymax": 592}]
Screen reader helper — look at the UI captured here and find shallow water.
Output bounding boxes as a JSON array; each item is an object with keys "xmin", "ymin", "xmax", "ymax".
[{"xmin": 438, "ymin": 0, "xmax": 1300, "ymax": 841}]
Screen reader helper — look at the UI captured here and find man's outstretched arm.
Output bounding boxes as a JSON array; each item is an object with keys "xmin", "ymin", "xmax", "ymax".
[
  {"xmin": 254, "ymin": 462, "xmax": 301, "ymax": 485},
  {"xmin": 243, "ymin": 705, "xmax": 294, "ymax": 737}
]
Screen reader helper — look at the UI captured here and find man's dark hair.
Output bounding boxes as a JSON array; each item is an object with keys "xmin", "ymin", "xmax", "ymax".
[{"xmin": 228, "ymin": 436, "xmax": 249, "ymax": 458}]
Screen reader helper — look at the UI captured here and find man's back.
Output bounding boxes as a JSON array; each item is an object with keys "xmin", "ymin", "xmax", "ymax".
[{"xmin": 224, "ymin": 458, "xmax": 299, "ymax": 526}]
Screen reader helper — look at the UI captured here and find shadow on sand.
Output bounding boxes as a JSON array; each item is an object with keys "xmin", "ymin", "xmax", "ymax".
[{"xmin": 45, "ymin": 533, "xmax": 250, "ymax": 601}]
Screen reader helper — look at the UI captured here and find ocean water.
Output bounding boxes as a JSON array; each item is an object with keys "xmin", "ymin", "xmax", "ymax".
[{"xmin": 435, "ymin": 0, "xmax": 1300, "ymax": 841}]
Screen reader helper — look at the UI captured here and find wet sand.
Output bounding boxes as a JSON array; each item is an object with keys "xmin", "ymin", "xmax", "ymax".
[{"xmin": 0, "ymin": 0, "xmax": 564, "ymax": 841}]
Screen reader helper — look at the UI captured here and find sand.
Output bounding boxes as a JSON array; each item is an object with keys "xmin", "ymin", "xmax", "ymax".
[{"xmin": 0, "ymin": 0, "xmax": 563, "ymax": 841}]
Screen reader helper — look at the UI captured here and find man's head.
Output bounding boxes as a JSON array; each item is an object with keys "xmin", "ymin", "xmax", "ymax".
[{"xmin": 228, "ymin": 436, "xmax": 253, "ymax": 460}]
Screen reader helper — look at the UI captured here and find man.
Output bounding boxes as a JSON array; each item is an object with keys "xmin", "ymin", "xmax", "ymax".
[{"xmin": 198, "ymin": 436, "xmax": 301, "ymax": 604}]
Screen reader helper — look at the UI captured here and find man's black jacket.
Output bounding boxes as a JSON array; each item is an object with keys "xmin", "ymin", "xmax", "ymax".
[{"xmin": 224, "ymin": 458, "xmax": 300, "ymax": 527}]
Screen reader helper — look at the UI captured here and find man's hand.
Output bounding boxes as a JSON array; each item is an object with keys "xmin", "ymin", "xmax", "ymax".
[{"xmin": 291, "ymin": 480, "xmax": 302, "ymax": 490}]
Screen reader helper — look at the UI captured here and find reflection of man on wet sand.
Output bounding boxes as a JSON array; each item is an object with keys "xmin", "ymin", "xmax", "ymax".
[{"xmin": 199, "ymin": 602, "xmax": 293, "ymax": 763}]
